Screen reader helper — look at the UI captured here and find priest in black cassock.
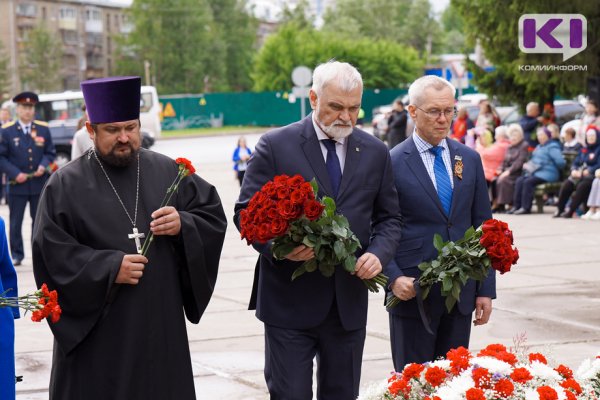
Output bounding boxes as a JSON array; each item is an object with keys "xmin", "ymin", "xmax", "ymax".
[{"xmin": 32, "ymin": 76, "xmax": 227, "ymax": 400}]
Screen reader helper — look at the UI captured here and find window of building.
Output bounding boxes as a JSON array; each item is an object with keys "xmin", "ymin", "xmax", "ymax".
[
  {"xmin": 59, "ymin": 7, "xmax": 76, "ymax": 20},
  {"xmin": 61, "ymin": 30, "xmax": 79, "ymax": 45},
  {"xmin": 16, "ymin": 3, "xmax": 37, "ymax": 17},
  {"xmin": 86, "ymin": 9, "xmax": 101, "ymax": 22}
]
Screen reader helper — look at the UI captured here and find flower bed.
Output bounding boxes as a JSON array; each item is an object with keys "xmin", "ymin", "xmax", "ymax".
[{"xmin": 359, "ymin": 344, "xmax": 600, "ymax": 400}]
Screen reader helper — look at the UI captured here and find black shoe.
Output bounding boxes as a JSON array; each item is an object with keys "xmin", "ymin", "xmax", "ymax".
[
  {"xmin": 13, "ymin": 259, "xmax": 22, "ymax": 266},
  {"xmin": 506, "ymin": 207, "xmax": 518, "ymax": 214},
  {"xmin": 491, "ymin": 205, "xmax": 506, "ymax": 213},
  {"xmin": 513, "ymin": 208, "xmax": 531, "ymax": 215},
  {"xmin": 560, "ymin": 210, "xmax": 573, "ymax": 218},
  {"xmin": 552, "ymin": 210, "xmax": 563, "ymax": 218}
]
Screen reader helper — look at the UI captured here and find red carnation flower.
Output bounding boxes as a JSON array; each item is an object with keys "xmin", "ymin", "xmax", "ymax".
[
  {"xmin": 494, "ymin": 379, "xmax": 515, "ymax": 397},
  {"xmin": 402, "ymin": 363, "xmax": 425, "ymax": 380},
  {"xmin": 537, "ymin": 386, "xmax": 558, "ymax": 400},
  {"xmin": 529, "ymin": 353, "xmax": 548, "ymax": 364},
  {"xmin": 472, "ymin": 368, "xmax": 491, "ymax": 389},
  {"xmin": 424, "ymin": 366, "xmax": 446, "ymax": 387},
  {"xmin": 465, "ymin": 388, "xmax": 486, "ymax": 400}
]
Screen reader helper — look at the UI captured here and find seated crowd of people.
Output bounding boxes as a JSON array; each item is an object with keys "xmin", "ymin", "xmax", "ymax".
[{"xmin": 449, "ymin": 99, "xmax": 600, "ymax": 219}]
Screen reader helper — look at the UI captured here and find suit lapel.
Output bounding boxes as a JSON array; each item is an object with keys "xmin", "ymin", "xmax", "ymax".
[
  {"xmin": 404, "ymin": 137, "xmax": 447, "ymax": 217},
  {"xmin": 337, "ymin": 132, "xmax": 361, "ymax": 199},
  {"xmin": 300, "ymin": 118, "xmax": 334, "ymax": 196}
]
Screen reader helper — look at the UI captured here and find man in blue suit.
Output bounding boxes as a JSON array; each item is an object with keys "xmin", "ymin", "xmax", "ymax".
[
  {"xmin": 385, "ymin": 76, "xmax": 495, "ymax": 370},
  {"xmin": 234, "ymin": 61, "xmax": 401, "ymax": 399},
  {"xmin": 0, "ymin": 92, "xmax": 56, "ymax": 265}
]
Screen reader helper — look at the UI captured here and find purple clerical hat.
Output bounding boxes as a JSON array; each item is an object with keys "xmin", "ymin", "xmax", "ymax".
[{"xmin": 81, "ymin": 76, "xmax": 141, "ymax": 124}]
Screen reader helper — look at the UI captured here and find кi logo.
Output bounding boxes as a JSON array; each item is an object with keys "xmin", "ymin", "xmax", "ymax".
[{"xmin": 518, "ymin": 14, "xmax": 587, "ymax": 61}]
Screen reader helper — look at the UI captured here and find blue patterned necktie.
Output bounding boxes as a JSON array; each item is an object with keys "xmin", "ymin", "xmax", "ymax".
[
  {"xmin": 429, "ymin": 146, "xmax": 453, "ymax": 215},
  {"xmin": 322, "ymin": 139, "xmax": 342, "ymax": 197}
]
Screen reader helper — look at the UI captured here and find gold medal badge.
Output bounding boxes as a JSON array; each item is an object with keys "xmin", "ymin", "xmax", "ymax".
[{"xmin": 454, "ymin": 156, "xmax": 463, "ymax": 180}]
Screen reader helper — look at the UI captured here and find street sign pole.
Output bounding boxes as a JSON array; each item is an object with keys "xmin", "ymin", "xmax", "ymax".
[{"xmin": 291, "ymin": 66, "xmax": 313, "ymax": 119}]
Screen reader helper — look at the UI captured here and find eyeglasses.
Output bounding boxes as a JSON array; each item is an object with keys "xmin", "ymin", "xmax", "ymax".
[{"xmin": 414, "ymin": 106, "xmax": 457, "ymax": 120}]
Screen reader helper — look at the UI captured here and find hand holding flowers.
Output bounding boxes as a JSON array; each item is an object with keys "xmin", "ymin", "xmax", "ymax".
[
  {"xmin": 240, "ymin": 174, "xmax": 388, "ymax": 292},
  {"xmin": 140, "ymin": 157, "xmax": 195, "ymax": 256},
  {"xmin": 386, "ymin": 219, "xmax": 519, "ymax": 311},
  {"xmin": 0, "ymin": 283, "xmax": 61, "ymax": 323}
]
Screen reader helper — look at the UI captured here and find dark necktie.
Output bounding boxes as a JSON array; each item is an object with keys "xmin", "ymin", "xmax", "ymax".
[
  {"xmin": 429, "ymin": 146, "xmax": 453, "ymax": 215},
  {"xmin": 322, "ymin": 139, "xmax": 342, "ymax": 197},
  {"xmin": 24, "ymin": 126, "xmax": 29, "ymax": 136}
]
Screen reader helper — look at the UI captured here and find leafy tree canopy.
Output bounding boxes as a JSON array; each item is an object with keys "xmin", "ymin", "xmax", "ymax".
[
  {"xmin": 252, "ymin": 23, "xmax": 423, "ymax": 91},
  {"xmin": 20, "ymin": 25, "xmax": 62, "ymax": 92},
  {"xmin": 453, "ymin": 0, "xmax": 600, "ymax": 108}
]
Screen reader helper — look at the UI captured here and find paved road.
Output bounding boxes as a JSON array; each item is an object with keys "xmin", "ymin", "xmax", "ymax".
[{"xmin": 9, "ymin": 135, "xmax": 600, "ymax": 399}]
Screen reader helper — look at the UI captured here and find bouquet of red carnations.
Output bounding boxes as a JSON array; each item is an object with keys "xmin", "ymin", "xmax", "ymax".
[
  {"xmin": 239, "ymin": 174, "xmax": 388, "ymax": 292},
  {"xmin": 0, "ymin": 283, "xmax": 61, "ymax": 323},
  {"xmin": 386, "ymin": 219, "xmax": 519, "ymax": 311}
]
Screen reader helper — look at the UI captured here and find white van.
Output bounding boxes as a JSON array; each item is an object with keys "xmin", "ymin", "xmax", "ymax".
[
  {"xmin": 140, "ymin": 86, "xmax": 162, "ymax": 138},
  {"xmin": 2, "ymin": 86, "xmax": 162, "ymax": 165}
]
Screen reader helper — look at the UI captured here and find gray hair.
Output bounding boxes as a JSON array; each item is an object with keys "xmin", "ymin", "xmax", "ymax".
[
  {"xmin": 311, "ymin": 61, "xmax": 363, "ymax": 97},
  {"xmin": 506, "ymin": 123, "xmax": 524, "ymax": 141},
  {"xmin": 494, "ymin": 125, "xmax": 508, "ymax": 140},
  {"xmin": 408, "ymin": 75, "xmax": 456, "ymax": 106}
]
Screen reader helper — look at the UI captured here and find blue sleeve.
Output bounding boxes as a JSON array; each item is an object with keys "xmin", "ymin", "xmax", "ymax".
[
  {"xmin": 0, "ymin": 218, "xmax": 19, "ymax": 319},
  {"xmin": 550, "ymin": 146, "xmax": 566, "ymax": 169}
]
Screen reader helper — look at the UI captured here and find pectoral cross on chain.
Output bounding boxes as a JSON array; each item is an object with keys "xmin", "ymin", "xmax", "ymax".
[{"xmin": 128, "ymin": 227, "xmax": 145, "ymax": 254}]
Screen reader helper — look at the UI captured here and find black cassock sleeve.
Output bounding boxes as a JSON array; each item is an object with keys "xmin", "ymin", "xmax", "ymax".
[
  {"xmin": 32, "ymin": 176, "xmax": 125, "ymax": 354},
  {"xmin": 173, "ymin": 173, "xmax": 227, "ymax": 323}
]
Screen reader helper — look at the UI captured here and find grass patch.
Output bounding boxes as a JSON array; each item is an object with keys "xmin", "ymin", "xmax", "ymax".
[{"xmin": 160, "ymin": 126, "xmax": 266, "ymax": 138}]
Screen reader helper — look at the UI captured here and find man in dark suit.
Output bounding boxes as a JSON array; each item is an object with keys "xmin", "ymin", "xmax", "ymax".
[
  {"xmin": 0, "ymin": 92, "xmax": 56, "ymax": 265},
  {"xmin": 234, "ymin": 61, "xmax": 401, "ymax": 399},
  {"xmin": 385, "ymin": 76, "xmax": 495, "ymax": 370}
]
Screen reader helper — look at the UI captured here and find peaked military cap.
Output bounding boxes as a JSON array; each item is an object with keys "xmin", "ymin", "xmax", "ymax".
[{"xmin": 13, "ymin": 91, "xmax": 39, "ymax": 104}]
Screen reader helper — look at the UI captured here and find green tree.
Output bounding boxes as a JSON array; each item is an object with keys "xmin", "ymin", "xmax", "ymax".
[
  {"xmin": 453, "ymin": 0, "xmax": 600, "ymax": 108},
  {"xmin": 20, "ymin": 25, "xmax": 62, "ymax": 92},
  {"xmin": 399, "ymin": 0, "xmax": 443, "ymax": 60},
  {"xmin": 116, "ymin": 0, "xmax": 222, "ymax": 94},
  {"xmin": 252, "ymin": 23, "xmax": 422, "ymax": 91},
  {"xmin": 440, "ymin": 4, "xmax": 467, "ymax": 54},
  {"xmin": 321, "ymin": 0, "xmax": 411, "ymax": 41},
  {"xmin": 207, "ymin": 0, "xmax": 258, "ymax": 91},
  {"xmin": 0, "ymin": 40, "xmax": 11, "ymax": 99}
]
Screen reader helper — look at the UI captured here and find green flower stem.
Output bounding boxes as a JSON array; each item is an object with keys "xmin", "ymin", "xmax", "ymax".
[{"xmin": 140, "ymin": 169, "xmax": 187, "ymax": 257}]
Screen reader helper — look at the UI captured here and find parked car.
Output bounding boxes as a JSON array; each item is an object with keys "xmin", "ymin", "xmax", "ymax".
[{"xmin": 499, "ymin": 101, "xmax": 584, "ymax": 128}]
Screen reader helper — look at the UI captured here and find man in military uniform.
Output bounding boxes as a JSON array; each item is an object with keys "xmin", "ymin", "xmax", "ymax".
[{"xmin": 0, "ymin": 92, "xmax": 56, "ymax": 265}]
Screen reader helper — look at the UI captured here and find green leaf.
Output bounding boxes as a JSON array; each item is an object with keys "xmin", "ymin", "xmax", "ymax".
[
  {"xmin": 272, "ymin": 242, "xmax": 298, "ymax": 260},
  {"xmin": 302, "ymin": 235, "xmax": 315, "ymax": 247},
  {"xmin": 445, "ymin": 295, "xmax": 457, "ymax": 313},
  {"xmin": 343, "ymin": 256, "xmax": 355, "ymax": 273},
  {"xmin": 442, "ymin": 276, "xmax": 453, "ymax": 292},
  {"xmin": 322, "ymin": 197, "xmax": 336, "ymax": 216},
  {"xmin": 333, "ymin": 240, "xmax": 347, "ymax": 260},
  {"xmin": 304, "ymin": 258, "xmax": 317, "ymax": 273},
  {"xmin": 310, "ymin": 178, "xmax": 319, "ymax": 195},
  {"xmin": 433, "ymin": 234, "xmax": 445, "ymax": 251},
  {"xmin": 292, "ymin": 265, "xmax": 307, "ymax": 281},
  {"xmin": 331, "ymin": 220, "xmax": 347, "ymax": 237},
  {"xmin": 319, "ymin": 263, "xmax": 335, "ymax": 277}
]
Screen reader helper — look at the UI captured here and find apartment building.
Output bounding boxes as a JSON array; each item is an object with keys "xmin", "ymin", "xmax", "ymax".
[{"xmin": 0, "ymin": 0, "xmax": 131, "ymax": 93}]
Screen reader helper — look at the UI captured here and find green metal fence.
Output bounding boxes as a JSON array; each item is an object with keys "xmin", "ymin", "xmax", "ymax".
[{"xmin": 159, "ymin": 89, "xmax": 407, "ymax": 130}]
